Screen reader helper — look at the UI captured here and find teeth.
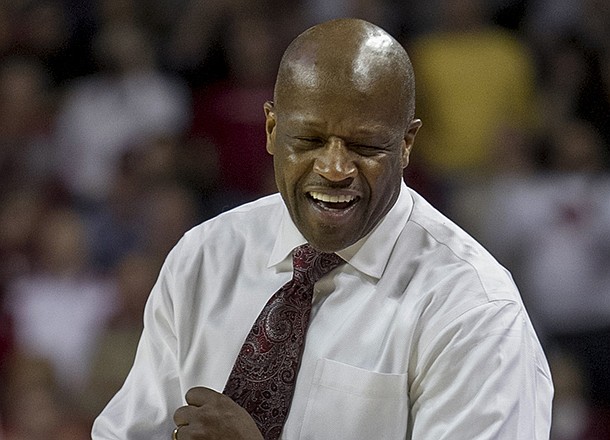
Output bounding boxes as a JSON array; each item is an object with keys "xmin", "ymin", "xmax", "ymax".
[{"xmin": 309, "ymin": 192, "xmax": 356, "ymax": 203}]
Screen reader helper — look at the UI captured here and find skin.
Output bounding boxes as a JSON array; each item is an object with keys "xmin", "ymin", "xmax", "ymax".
[
  {"xmin": 173, "ymin": 388, "xmax": 263, "ymax": 440},
  {"xmin": 173, "ymin": 18, "xmax": 421, "ymax": 439},
  {"xmin": 266, "ymin": 18, "xmax": 421, "ymax": 252}
]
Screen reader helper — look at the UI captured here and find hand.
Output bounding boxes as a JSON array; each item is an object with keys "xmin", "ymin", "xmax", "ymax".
[{"xmin": 173, "ymin": 387, "xmax": 264, "ymax": 440}]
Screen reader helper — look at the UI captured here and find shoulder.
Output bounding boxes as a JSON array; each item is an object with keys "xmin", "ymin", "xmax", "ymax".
[
  {"xmin": 146, "ymin": 193, "xmax": 285, "ymax": 314},
  {"xmin": 401, "ymin": 190, "xmax": 549, "ymax": 364},
  {"xmin": 402, "ymin": 188, "xmax": 519, "ymax": 304},
  {"xmin": 164, "ymin": 193, "xmax": 284, "ymax": 266},
  {"xmin": 193, "ymin": 192, "xmax": 283, "ymax": 238}
]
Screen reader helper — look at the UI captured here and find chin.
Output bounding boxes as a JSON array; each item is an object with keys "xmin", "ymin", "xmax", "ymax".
[{"xmin": 307, "ymin": 233, "xmax": 356, "ymax": 253}]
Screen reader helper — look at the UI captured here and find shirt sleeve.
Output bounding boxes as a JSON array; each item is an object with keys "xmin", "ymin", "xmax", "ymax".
[
  {"xmin": 408, "ymin": 299, "xmax": 553, "ymax": 439},
  {"xmin": 92, "ymin": 258, "xmax": 184, "ymax": 440}
]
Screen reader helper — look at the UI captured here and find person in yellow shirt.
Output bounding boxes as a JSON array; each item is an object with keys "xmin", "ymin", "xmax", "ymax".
[{"xmin": 410, "ymin": 0, "xmax": 537, "ymax": 179}]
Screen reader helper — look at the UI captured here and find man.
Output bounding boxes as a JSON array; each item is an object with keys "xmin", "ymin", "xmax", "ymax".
[{"xmin": 92, "ymin": 18, "xmax": 553, "ymax": 439}]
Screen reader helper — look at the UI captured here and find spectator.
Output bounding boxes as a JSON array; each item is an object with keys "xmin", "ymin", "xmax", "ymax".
[
  {"xmin": 54, "ymin": 22, "xmax": 190, "ymax": 205},
  {"xmin": 138, "ymin": 181, "xmax": 201, "ymax": 264},
  {"xmin": 480, "ymin": 119, "xmax": 610, "ymax": 433},
  {"xmin": 189, "ymin": 11, "xmax": 281, "ymax": 199},
  {"xmin": 82, "ymin": 251, "xmax": 159, "ymax": 419},
  {"xmin": 409, "ymin": 0, "xmax": 538, "ymax": 182},
  {"xmin": 0, "ymin": 57, "xmax": 56, "ymax": 195},
  {"xmin": 3, "ymin": 207, "xmax": 117, "ymax": 396},
  {"xmin": 2, "ymin": 354, "xmax": 91, "ymax": 440}
]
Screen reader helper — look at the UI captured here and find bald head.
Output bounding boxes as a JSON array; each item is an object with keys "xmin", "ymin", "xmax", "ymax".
[
  {"xmin": 264, "ymin": 19, "xmax": 422, "ymax": 252},
  {"xmin": 274, "ymin": 18, "xmax": 416, "ymax": 123}
]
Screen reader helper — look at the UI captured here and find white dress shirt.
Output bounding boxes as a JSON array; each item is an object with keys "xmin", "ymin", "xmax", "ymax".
[{"xmin": 92, "ymin": 181, "xmax": 553, "ymax": 439}]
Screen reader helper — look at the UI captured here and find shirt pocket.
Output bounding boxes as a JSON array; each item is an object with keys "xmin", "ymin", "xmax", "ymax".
[{"xmin": 298, "ymin": 358, "xmax": 409, "ymax": 440}]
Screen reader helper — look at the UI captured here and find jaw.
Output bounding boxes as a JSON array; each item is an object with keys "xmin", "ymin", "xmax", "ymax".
[
  {"xmin": 295, "ymin": 193, "xmax": 366, "ymax": 252},
  {"xmin": 292, "ymin": 184, "xmax": 398, "ymax": 252}
]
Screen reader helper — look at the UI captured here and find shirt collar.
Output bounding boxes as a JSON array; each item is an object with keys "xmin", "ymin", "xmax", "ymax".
[{"xmin": 268, "ymin": 181, "xmax": 414, "ymax": 280}]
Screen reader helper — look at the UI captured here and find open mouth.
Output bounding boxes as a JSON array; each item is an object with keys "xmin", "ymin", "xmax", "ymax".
[{"xmin": 308, "ymin": 191, "xmax": 360, "ymax": 210}]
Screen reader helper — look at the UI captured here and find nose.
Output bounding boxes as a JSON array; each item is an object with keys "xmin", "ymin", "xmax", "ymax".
[{"xmin": 312, "ymin": 137, "xmax": 357, "ymax": 182}]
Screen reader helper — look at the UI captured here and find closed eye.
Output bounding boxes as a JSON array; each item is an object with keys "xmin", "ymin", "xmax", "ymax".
[
  {"xmin": 294, "ymin": 137, "xmax": 325, "ymax": 148},
  {"xmin": 350, "ymin": 144, "xmax": 387, "ymax": 156}
]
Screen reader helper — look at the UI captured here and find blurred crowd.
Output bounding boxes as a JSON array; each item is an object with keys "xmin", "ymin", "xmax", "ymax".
[{"xmin": 0, "ymin": 0, "xmax": 608, "ymax": 438}]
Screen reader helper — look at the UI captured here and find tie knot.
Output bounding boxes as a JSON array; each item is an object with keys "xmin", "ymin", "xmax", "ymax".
[{"xmin": 292, "ymin": 244, "xmax": 344, "ymax": 286}]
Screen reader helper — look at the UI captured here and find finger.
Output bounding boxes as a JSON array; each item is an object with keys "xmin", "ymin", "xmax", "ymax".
[
  {"xmin": 185, "ymin": 386, "xmax": 221, "ymax": 407},
  {"xmin": 175, "ymin": 425, "xmax": 192, "ymax": 440},
  {"xmin": 173, "ymin": 405, "xmax": 197, "ymax": 426},
  {"xmin": 172, "ymin": 425, "xmax": 184, "ymax": 440}
]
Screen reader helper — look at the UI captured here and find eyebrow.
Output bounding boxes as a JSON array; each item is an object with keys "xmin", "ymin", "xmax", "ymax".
[{"xmin": 286, "ymin": 117, "xmax": 394, "ymax": 137}]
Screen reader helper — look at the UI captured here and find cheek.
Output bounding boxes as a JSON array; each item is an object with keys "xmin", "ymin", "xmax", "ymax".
[
  {"xmin": 361, "ymin": 158, "xmax": 396, "ymax": 187},
  {"xmin": 278, "ymin": 151, "xmax": 312, "ymax": 179},
  {"xmin": 362, "ymin": 159, "xmax": 403, "ymax": 212},
  {"xmin": 274, "ymin": 152, "xmax": 308, "ymax": 194}
]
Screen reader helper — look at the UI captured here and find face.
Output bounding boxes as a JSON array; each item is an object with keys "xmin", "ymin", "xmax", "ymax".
[{"xmin": 265, "ymin": 80, "xmax": 420, "ymax": 252}]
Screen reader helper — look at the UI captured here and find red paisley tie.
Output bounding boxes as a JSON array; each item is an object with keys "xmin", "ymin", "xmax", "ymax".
[{"xmin": 223, "ymin": 244, "xmax": 344, "ymax": 440}]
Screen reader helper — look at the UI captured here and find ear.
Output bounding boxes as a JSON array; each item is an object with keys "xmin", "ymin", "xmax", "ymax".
[
  {"xmin": 263, "ymin": 101, "xmax": 277, "ymax": 155},
  {"xmin": 401, "ymin": 118, "xmax": 422, "ymax": 169}
]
